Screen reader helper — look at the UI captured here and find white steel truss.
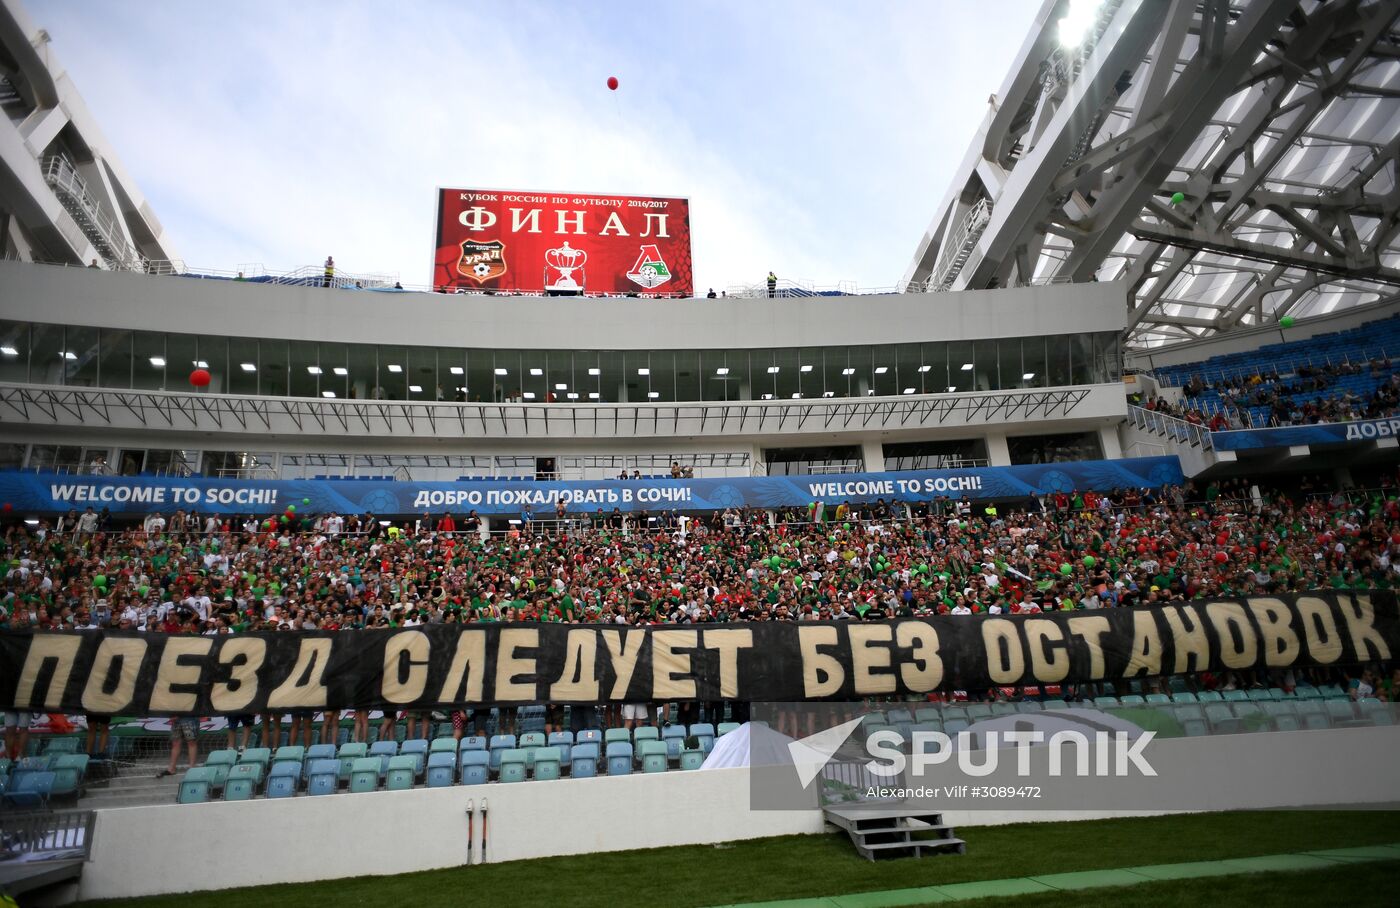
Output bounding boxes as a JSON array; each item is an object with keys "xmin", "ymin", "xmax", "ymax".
[
  {"xmin": 905, "ymin": 0, "xmax": 1400, "ymax": 347},
  {"xmin": 0, "ymin": 382, "xmax": 1107, "ymax": 442}
]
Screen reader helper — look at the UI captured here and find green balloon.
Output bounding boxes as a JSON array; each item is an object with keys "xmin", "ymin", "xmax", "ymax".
[
  {"xmin": 1060, "ymin": 564, "xmax": 1073, "ymax": 575},
  {"xmin": 1083, "ymin": 555, "xmax": 1096, "ymax": 567},
  {"xmin": 287, "ymin": 504, "xmax": 296, "ymax": 512},
  {"xmin": 279, "ymin": 515, "xmax": 288, "ymax": 523},
  {"xmin": 1170, "ymin": 191, "xmax": 1185, "ymax": 205},
  {"xmin": 1280, "ymin": 315, "xmax": 1295, "ymax": 328},
  {"xmin": 843, "ymin": 523, "xmax": 850, "ymax": 531},
  {"xmin": 93, "ymin": 574, "xmax": 107, "ymax": 587},
  {"xmin": 302, "ymin": 498, "xmax": 310, "ymax": 505}
]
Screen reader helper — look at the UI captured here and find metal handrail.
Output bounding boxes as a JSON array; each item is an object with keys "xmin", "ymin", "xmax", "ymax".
[{"xmin": 1127, "ymin": 404, "xmax": 1214, "ymax": 450}]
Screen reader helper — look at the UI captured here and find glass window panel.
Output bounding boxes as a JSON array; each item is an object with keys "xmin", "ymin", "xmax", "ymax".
[
  {"xmin": 0, "ymin": 321, "xmax": 29, "ymax": 383},
  {"xmin": 1046, "ymin": 335, "xmax": 1072, "ymax": 386},
  {"xmin": 377, "ymin": 345, "xmax": 406, "ymax": 400},
  {"xmin": 438, "ymin": 346, "xmax": 467, "ymax": 402},
  {"xmin": 320, "ymin": 342, "xmax": 349, "ymax": 399},
  {"xmin": 921, "ymin": 341, "xmax": 949, "ymax": 393},
  {"xmin": 407, "ymin": 345, "xmax": 435, "ymax": 400},
  {"xmin": 699, "ymin": 350, "xmax": 732, "ymax": 402},
  {"xmin": 288, "ymin": 340, "xmax": 319, "ymax": 398},
  {"xmin": 772, "ymin": 346, "xmax": 801, "ymax": 399},
  {"xmin": 131, "ymin": 330, "xmax": 166, "ymax": 390},
  {"xmin": 674, "ymin": 349, "xmax": 701, "ymax": 403},
  {"xmin": 869, "ymin": 345, "xmax": 897, "ymax": 396},
  {"xmin": 997, "ymin": 337, "xmax": 1023, "ymax": 389},
  {"xmin": 947, "ymin": 341, "xmax": 973, "ymax": 393},
  {"xmin": 971, "ymin": 340, "xmax": 998, "ymax": 392},
  {"xmin": 260, "ymin": 339, "xmax": 289, "ymax": 398},
  {"xmin": 166, "ymin": 333, "xmax": 200, "ymax": 391},
  {"xmin": 649, "ymin": 350, "xmax": 676, "ymax": 403},
  {"xmin": 196, "ymin": 336, "xmax": 228, "ymax": 389},
  {"xmin": 61, "ymin": 326, "xmax": 98, "ymax": 387},
  {"xmin": 894, "ymin": 343, "xmax": 922, "ymax": 394},
  {"xmin": 1022, "ymin": 337, "xmax": 1048, "ymax": 393},
  {"xmin": 1070, "ymin": 332, "xmax": 1095, "ymax": 385},
  {"xmin": 228, "ymin": 336, "xmax": 259, "ymax": 395},
  {"xmin": 624, "ymin": 350, "xmax": 651, "ymax": 402}
]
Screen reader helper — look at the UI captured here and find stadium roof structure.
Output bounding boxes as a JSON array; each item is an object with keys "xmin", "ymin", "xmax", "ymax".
[{"xmin": 904, "ymin": 0, "xmax": 1400, "ymax": 348}]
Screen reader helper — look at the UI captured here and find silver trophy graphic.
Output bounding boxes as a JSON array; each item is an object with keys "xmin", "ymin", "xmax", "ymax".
[{"xmin": 544, "ymin": 242, "xmax": 587, "ymax": 294}]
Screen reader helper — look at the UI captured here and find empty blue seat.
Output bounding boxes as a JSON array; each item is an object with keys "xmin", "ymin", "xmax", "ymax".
[
  {"xmin": 639, "ymin": 740, "xmax": 668, "ymax": 773},
  {"xmin": 662, "ymin": 725, "xmax": 688, "ymax": 760},
  {"xmin": 570, "ymin": 743, "xmax": 599, "ymax": 778},
  {"xmin": 458, "ymin": 736, "xmax": 487, "ymax": 753},
  {"xmin": 337, "ymin": 742, "xmax": 367, "ymax": 782},
  {"xmin": 518, "ymin": 731, "xmax": 546, "ymax": 767},
  {"xmin": 304, "ymin": 743, "xmax": 336, "ymax": 780},
  {"xmin": 547, "ymin": 731, "xmax": 574, "ymax": 767},
  {"xmin": 459, "ymin": 750, "xmax": 489, "ymax": 786},
  {"xmin": 369, "ymin": 740, "xmax": 398, "ymax": 776},
  {"xmin": 306, "ymin": 759, "xmax": 340, "ymax": 795},
  {"xmin": 680, "ymin": 748, "xmax": 704, "ymax": 771},
  {"xmin": 575, "ymin": 729, "xmax": 602, "ymax": 748},
  {"xmin": 689, "ymin": 723, "xmax": 715, "ymax": 754},
  {"xmin": 488, "ymin": 734, "xmax": 516, "ymax": 772},
  {"xmin": 400, "ymin": 739, "xmax": 429, "ymax": 775},
  {"xmin": 266, "ymin": 766, "xmax": 299, "ymax": 799},
  {"xmin": 426, "ymin": 751, "xmax": 456, "ymax": 787},
  {"xmin": 49, "ymin": 753, "xmax": 89, "ymax": 798},
  {"xmin": 385, "ymin": 755, "xmax": 417, "ymax": 791},
  {"xmin": 227, "ymin": 762, "xmax": 263, "ymax": 791},
  {"xmin": 348, "ymin": 758, "xmax": 381, "ymax": 793},
  {"xmin": 606, "ymin": 742, "xmax": 633, "ymax": 776}
]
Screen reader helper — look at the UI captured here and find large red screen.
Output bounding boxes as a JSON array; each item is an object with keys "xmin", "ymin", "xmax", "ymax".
[{"xmin": 433, "ymin": 188, "xmax": 693, "ymax": 296}]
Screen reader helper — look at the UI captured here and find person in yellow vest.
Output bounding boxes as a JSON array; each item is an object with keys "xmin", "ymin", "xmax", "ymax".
[{"xmin": 322, "ymin": 255, "xmax": 335, "ymax": 288}]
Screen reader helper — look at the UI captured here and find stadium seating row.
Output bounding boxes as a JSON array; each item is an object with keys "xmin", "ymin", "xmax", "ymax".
[
  {"xmin": 0, "ymin": 752, "xmax": 91, "ymax": 808},
  {"xmin": 176, "ymin": 723, "xmax": 738, "ymax": 803}
]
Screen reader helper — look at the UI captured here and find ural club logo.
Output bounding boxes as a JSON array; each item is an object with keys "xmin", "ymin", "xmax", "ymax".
[
  {"xmin": 457, "ymin": 239, "xmax": 506, "ymax": 283},
  {"xmin": 626, "ymin": 244, "xmax": 672, "ymax": 289}
]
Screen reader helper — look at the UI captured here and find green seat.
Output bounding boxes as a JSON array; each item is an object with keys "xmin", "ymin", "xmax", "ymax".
[
  {"xmin": 1093, "ymin": 696, "xmax": 1120, "ymax": 710},
  {"xmin": 205, "ymin": 749, "xmax": 238, "ymax": 767},
  {"xmin": 913, "ymin": 707, "xmax": 941, "ymax": 723},
  {"xmin": 349, "ymin": 757, "xmax": 381, "ymax": 793},
  {"xmin": 1232, "ymin": 702, "xmax": 1266, "ymax": 729},
  {"xmin": 429, "ymin": 737, "xmax": 457, "ymax": 755},
  {"xmin": 337, "ymin": 743, "xmax": 367, "ymax": 781},
  {"xmin": 1221, "ymin": 689, "xmax": 1248, "ymax": 703},
  {"xmin": 1144, "ymin": 693, "xmax": 1171, "ymax": 706},
  {"xmin": 990, "ymin": 702, "xmax": 1018, "ymax": 716},
  {"xmin": 1041, "ymin": 699, "xmax": 1069, "ymax": 711},
  {"xmin": 1117, "ymin": 695, "xmax": 1146, "ymax": 708},
  {"xmin": 679, "ymin": 748, "xmax": 704, "ymax": 771},
  {"xmin": 632, "ymin": 726, "xmax": 660, "ymax": 744},
  {"xmin": 717, "ymin": 722, "xmax": 740, "ymax": 736},
  {"xmin": 519, "ymin": 732, "xmax": 546, "ymax": 767},
  {"xmin": 1172, "ymin": 705, "xmax": 1208, "ymax": 736},
  {"xmin": 178, "ymin": 766, "xmax": 217, "ymax": 804},
  {"xmin": 1358, "ymin": 698, "xmax": 1393, "ymax": 726},
  {"xmin": 1294, "ymin": 699, "xmax": 1329, "ymax": 730},
  {"xmin": 604, "ymin": 728, "xmax": 631, "ymax": 745},
  {"xmin": 1171, "ymin": 691, "xmax": 1198, "ymax": 704},
  {"xmin": 206, "ymin": 763, "xmax": 231, "ymax": 789},
  {"xmin": 1320, "ymin": 685, "xmax": 1350, "ymax": 700},
  {"xmin": 533, "ymin": 746, "xmax": 562, "ymax": 781},
  {"xmin": 44, "ymin": 737, "xmax": 80, "ymax": 755},
  {"xmin": 499, "ymin": 749, "xmax": 528, "ymax": 783},
  {"xmin": 272, "ymin": 745, "xmax": 305, "ymax": 769},
  {"xmin": 50, "ymin": 753, "xmax": 89, "ymax": 797},
  {"xmin": 1262, "ymin": 701, "xmax": 1299, "ymax": 732},
  {"xmin": 239, "ymin": 747, "xmax": 271, "ymax": 769},
  {"xmin": 860, "ymin": 711, "xmax": 887, "ymax": 728},
  {"xmin": 227, "ymin": 762, "xmax": 262, "ymax": 789},
  {"xmin": 640, "ymin": 740, "xmax": 668, "ymax": 774},
  {"xmin": 1196, "ymin": 690, "xmax": 1224, "ymax": 703},
  {"xmin": 223, "ymin": 777, "xmax": 254, "ymax": 801},
  {"xmin": 941, "ymin": 705, "xmax": 968, "ymax": 723},
  {"xmin": 1204, "ymin": 703, "xmax": 1240, "ymax": 733},
  {"xmin": 964, "ymin": 703, "xmax": 992, "ymax": 721},
  {"xmin": 385, "ymin": 755, "xmax": 417, "ymax": 791},
  {"xmin": 1324, "ymin": 699, "xmax": 1363, "ymax": 727}
]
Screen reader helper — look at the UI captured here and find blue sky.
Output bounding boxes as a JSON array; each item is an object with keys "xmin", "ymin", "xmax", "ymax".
[{"xmin": 32, "ymin": 0, "xmax": 1040, "ymax": 291}]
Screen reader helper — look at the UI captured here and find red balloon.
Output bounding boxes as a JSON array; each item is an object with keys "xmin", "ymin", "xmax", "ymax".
[
  {"xmin": 1214, "ymin": 551, "xmax": 1229, "ymax": 564},
  {"xmin": 1, "ymin": 503, "xmax": 11, "ymax": 513},
  {"xmin": 189, "ymin": 368, "xmax": 212, "ymax": 388},
  {"xmin": 606, "ymin": 76, "xmax": 619, "ymax": 90}
]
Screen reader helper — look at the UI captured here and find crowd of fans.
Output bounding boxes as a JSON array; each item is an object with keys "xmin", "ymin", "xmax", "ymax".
[
  {"xmin": 1145, "ymin": 356, "xmax": 1400, "ymax": 428},
  {"xmin": 3, "ymin": 476, "xmax": 1398, "ymax": 765},
  {"xmin": 4, "ymin": 479, "xmax": 1397, "ymax": 636}
]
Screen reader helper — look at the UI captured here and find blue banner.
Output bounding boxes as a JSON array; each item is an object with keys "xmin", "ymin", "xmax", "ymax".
[
  {"xmin": 0, "ymin": 457, "xmax": 1184, "ymax": 517},
  {"xmin": 1211, "ymin": 417, "xmax": 1400, "ymax": 451}
]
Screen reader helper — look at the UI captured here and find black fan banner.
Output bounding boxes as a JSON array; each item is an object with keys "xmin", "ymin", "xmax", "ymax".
[{"xmin": 1, "ymin": 592, "xmax": 1394, "ymax": 716}]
